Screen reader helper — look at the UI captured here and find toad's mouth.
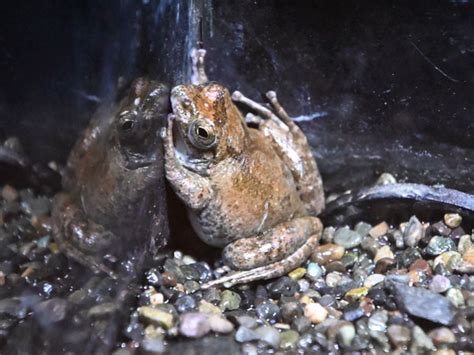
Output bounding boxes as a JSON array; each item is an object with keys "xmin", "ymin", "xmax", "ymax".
[{"xmin": 172, "ymin": 121, "xmax": 213, "ymax": 176}]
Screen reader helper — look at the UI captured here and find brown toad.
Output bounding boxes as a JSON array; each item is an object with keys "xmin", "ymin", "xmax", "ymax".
[
  {"xmin": 163, "ymin": 79, "xmax": 324, "ymax": 287},
  {"xmin": 52, "ymin": 78, "xmax": 169, "ymax": 276}
]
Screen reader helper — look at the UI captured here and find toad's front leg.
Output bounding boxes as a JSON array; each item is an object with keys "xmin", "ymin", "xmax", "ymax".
[
  {"xmin": 163, "ymin": 116, "xmax": 213, "ymax": 210},
  {"xmin": 202, "ymin": 216, "xmax": 322, "ymax": 288}
]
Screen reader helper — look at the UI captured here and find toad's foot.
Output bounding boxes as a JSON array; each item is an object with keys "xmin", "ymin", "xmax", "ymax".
[{"xmin": 190, "ymin": 48, "xmax": 208, "ymax": 85}]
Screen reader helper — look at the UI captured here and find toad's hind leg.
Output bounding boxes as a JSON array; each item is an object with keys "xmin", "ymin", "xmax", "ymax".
[
  {"xmin": 202, "ymin": 217, "xmax": 322, "ymax": 289},
  {"xmin": 190, "ymin": 48, "xmax": 208, "ymax": 85}
]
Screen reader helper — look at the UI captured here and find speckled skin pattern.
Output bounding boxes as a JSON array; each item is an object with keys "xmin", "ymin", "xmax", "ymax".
[
  {"xmin": 52, "ymin": 79, "xmax": 170, "ymax": 276},
  {"xmin": 164, "ymin": 82, "xmax": 324, "ymax": 287}
]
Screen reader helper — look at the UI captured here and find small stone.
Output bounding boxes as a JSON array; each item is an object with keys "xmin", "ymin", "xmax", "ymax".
[
  {"xmin": 288, "ymin": 267, "xmax": 306, "ymax": 280},
  {"xmin": 426, "ymin": 236, "xmax": 456, "ymax": 256},
  {"xmin": 241, "ymin": 343, "xmax": 258, "ymax": 355},
  {"xmin": 390, "ymin": 283, "xmax": 457, "ymax": 325},
  {"xmin": 345, "ymin": 287, "xmax": 369, "ymax": 301},
  {"xmin": 321, "ymin": 226, "xmax": 336, "ymax": 243},
  {"xmin": 182, "ymin": 255, "xmax": 196, "ymax": 265},
  {"xmin": 429, "ymin": 275, "xmax": 451, "ymax": 293},
  {"xmin": 354, "ymin": 221, "xmax": 372, "ymax": 238},
  {"xmin": 458, "ymin": 234, "xmax": 473, "ymax": 254},
  {"xmin": 255, "ymin": 326, "xmax": 281, "ymax": 348},
  {"xmin": 369, "ymin": 222, "xmax": 389, "ymax": 239},
  {"xmin": 179, "ymin": 312, "xmax": 211, "ymax": 338},
  {"xmin": 361, "ymin": 237, "xmax": 379, "ymax": 257},
  {"xmin": 387, "ymin": 324, "xmax": 411, "ymax": 347},
  {"xmin": 161, "ymin": 271, "xmax": 177, "ymax": 287},
  {"xmin": 279, "ymin": 330, "xmax": 299, "ymax": 349},
  {"xmin": 325, "ymin": 271, "xmax": 342, "ymax": 287},
  {"xmin": 0, "ymin": 271, "xmax": 5, "ymax": 286},
  {"xmin": 463, "ymin": 248, "xmax": 474, "ymax": 264},
  {"xmin": 446, "ymin": 287, "xmax": 464, "ymax": 307},
  {"xmin": 297, "ymin": 279, "xmax": 310, "ymax": 293},
  {"xmin": 364, "ymin": 274, "xmax": 385, "ymax": 288},
  {"xmin": 209, "ymin": 314, "xmax": 234, "ymax": 334},
  {"xmin": 184, "ymin": 280, "xmax": 200, "ymax": 293},
  {"xmin": 256, "ymin": 300, "xmax": 280, "ymax": 323},
  {"xmin": 235, "ymin": 315, "xmax": 258, "ymax": 329},
  {"xmin": 280, "ymin": 302, "xmax": 303, "ymax": 323},
  {"xmin": 392, "ymin": 230, "xmax": 405, "ymax": 249},
  {"xmin": 411, "ymin": 325, "xmax": 435, "ymax": 351},
  {"xmin": 374, "ymin": 245, "xmax": 394, "ymax": 262},
  {"xmin": 444, "ymin": 213, "xmax": 462, "ymax": 228},
  {"xmin": 33, "ymin": 298, "xmax": 68, "ymax": 324},
  {"xmin": 145, "ymin": 268, "xmax": 162, "ymax": 287},
  {"xmin": 267, "ymin": 276, "xmax": 298, "ymax": 298},
  {"xmin": 334, "ymin": 227, "xmax": 362, "ymax": 249},
  {"xmin": 324, "ymin": 261, "xmax": 346, "ymax": 273},
  {"xmin": 292, "ymin": 316, "xmax": 311, "ymax": 333},
  {"xmin": 219, "ymin": 290, "xmax": 241, "ymax": 311},
  {"xmin": 433, "ymin": 251, "xmax": 462, "ymax": 272},
  {"xmin": 409, "ymin": 259, "xmax": 432, "ymax": 275},
  {"xmin": 337, "ymin": 321, "xmax": 356, "ymax": 347},
  {"xmin": 403, "ymin": 216, "xmax": 423, "ymax": 247},
  {"xmin": 175, "ymin": 295, "xmax": 197, "ymax": 313},
  {"xmin": 203, "ymin": 287, "xmax": 221, "ymax": 304},
  {"xmin": 311, "ymin": 244, "xmax": 345, "ymax": 265},
  {"xmin": 376, "ymin": 172, "xmax": 397, "ymax": 185},
  {"xmin": 428, "ymin": 327, "xmax": 456, "ymax": 345},
  {"xmin": 150, "ymin": 292, "xmax": 164, "ymax": 305},
  {"xmin": 304, "ymin": 303, "xmax": 328, "ymax": 324},
  {"xmin": 138, "ymin": 307, "xmax": 174, "ymax": 329},
  {"xmin": 198, "ymin": 300, "xmax": 222, "ymax": 315},
  {"xmin": 2, "ymin": 185, "xmax": 18, "ymax": 202},
  {"xmin": 235, "ymin": 326, "xmax": 259, "ymax": 343},
  {"xmin": 306, "ymin": 262, "xmax": 323, "ymax": 280}
]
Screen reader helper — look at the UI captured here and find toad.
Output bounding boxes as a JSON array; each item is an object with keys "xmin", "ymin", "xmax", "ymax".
[
  {"xmin": 52, "ymin": 78, "xmax": 170, "ymax": 276},
  {"xmin": 164, "ymin": 74, "xmax": 324, "ymax": 287}
]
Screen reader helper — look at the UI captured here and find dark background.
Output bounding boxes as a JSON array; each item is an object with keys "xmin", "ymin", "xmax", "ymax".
[{"xmin": 1, "ymin": 0, "xmax": 473, "ymax": 194}]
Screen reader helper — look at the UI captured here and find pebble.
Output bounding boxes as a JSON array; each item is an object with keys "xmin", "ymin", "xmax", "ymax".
[
  {"xmin": 369, "ymin": 222, "xmax": 389, "ymax": 239},
  {"xmin": 425, "ymin": 236, "xmax": 456, "ymax": 256},
  {"xmin": 444, "ymin": 213, "xmax": 462, "ymax": 228},
  {"xmin": 458, "ymin": 234, "xmax": 472, "ymax": 254},
  {"xmin": 387, "ymin": 324, "xmax": 411, "ymax": 347},
  {"xmin": 337, "ymin": 321, "xmax": 355, "ymax": 347},
  {"xmin": 292, "ymin": 316, "xmax": 311, "ymax": 333},
  {"xmin": 345, "ymin": 287, "xmax": 369, "ymax": 301},
  {"xmin": 325, "ymin": 272, "xmax": 342, "ymax": 287},
  {"xmin": 203, "ymin": 287, "xmax": 221, "ymax": 305},
  {"xmin": 179, "ymin": 313, "xmax": 211, "ymax": 338},
  {"xmin": 2, "ymin": 185, "xmax": 18, "ymax": 202},
  {"xmin": 429, "ymin": 275, "xmax": 451, "ymax": 293},
  {"xmin": 280, "ymin": 302, "xmax": 303, "ymax": 323},
  {"xmin": 334, "ymin": 227, "xmax": 362, "ymax": 249},
  {"xmin": 219, "ymin": 290, "xmax": 241, "ymax": 311},
  {"xmin": 376, "ymin": 172, "xmax": 397, "ymax": 185},
  {"xmin": 428, "ymin": 327, "xmax": 456, "ymax": 345},
  {"xmin": 198, "ymin": 300, "xmax": 222, "ymax": 315},
  {"xmin": 235, "ymin": 326, "xmax": 259, "ymax": 343},
  {"xmin": 175, "ymin": 295, "xmax": 197, "ymax": 313},
  {"xmin": 304, "ymin": 303, "xmax": 328, "ymax": 324},
  {"xmin": 279, "ymin": 330, "xmax": 299, "ymax": 349},
  {"xmin": 297, "ymin": 279, "xmax": 310, "ymax": 293},
  {"xmin": 321, "ymin": 226, "xmax": 336, "ymax": 243},
  {"xmin": 311, "ymin": 244, "xmax": 345, "ymax": 265},
  {"xmin": 306, "ymin": 262, "xmax": 323, "ymax": 280},
  {"xmin": 433, "ymin": 251, "xmax": 462, "ymax": 272},
  {"xmin": 403, "ymin": 215, "xmax": 423, "ymax": 247},
  {"xmin": 430, "ymin": 221, "xmax": 451, "ymax": 236},
  {"xmin": 256, "ymin": 300, "xmax": 280, "ymax": 323},
  {"xmin": 364, "ymin": 274, "xmax": 385, "ymax": 288},
  {"xmin": 255, "ymin": 326, "xmax": 281, "ymax": 348},
  {"xmin": 145, "ymin": 268, "xmax": 162, "ymax": 287},
  {"xmin": 361, "ymin": 237, "xmax": 379, "ymax": 257},
  {"xmin": 235, "ymin": 315, "xmax": 258, "ymax": 329},
  {"xmin": 374, "ymin": 245, "xmax": 394, "ymax": 262},
  {"xmin": 445, "ymin": 287, "xmax": 464, "ymax": 306},
  {"xmin": 208, "ymin": 314, "xmax": 234, "ymax": 334},
  {"xmin": 354, "ymin": 221, "xmax": 372, "ymax": 238},
  {"xmin": 463, "ymin": 248, "xmax": 474, "ymax": 264},
  {"xmin": 390, "ymin": 282, "xmax": 457, "ymax": 325},
  {"xmin": 33, "ymin": 298, "xmax": 68, "ymax": 324},
  {"xmin": 411, "ymin": 325, "xmax": 435, "ymax": 351},
  {"xmin": 288, "ymin": 267, "xmax": 306, "ymax": 280},
  {"xmin": 267, "ymin": 276, "xmax": 298, "ymax": 298},
  {"xmin": 138, "ymin": 307, "xmax": 174, "ymax": 329}
]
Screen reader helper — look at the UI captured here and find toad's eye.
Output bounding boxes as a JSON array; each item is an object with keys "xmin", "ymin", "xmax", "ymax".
[
  {"xmin": 121, "ymin": 119, "xmax": 134, "ymax": 131},
  {"xmin": 188, "ymin": 120, "xmax": 216, "ymax": 149}
]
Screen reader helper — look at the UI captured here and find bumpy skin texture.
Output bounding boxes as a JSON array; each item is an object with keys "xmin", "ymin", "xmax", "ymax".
[
  {"xmin": 164, "ymin": 82, "xmax": 324, "ymax": 287},
  {"xmin": 52, "ymin": 79, "xmax": 170, "ymax": 276}
]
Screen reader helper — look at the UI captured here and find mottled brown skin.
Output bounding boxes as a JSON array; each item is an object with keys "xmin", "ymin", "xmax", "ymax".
[
  {"xmin": 164, "ymin": 82, "xmax": 324, "ymax": 287},
  {"xmin": 52, "ymin": 79, "xmax": 170, "ymax": 276}
]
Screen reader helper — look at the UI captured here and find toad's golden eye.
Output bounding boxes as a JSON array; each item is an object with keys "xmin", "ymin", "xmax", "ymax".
[{"xmin": 188, "ymin": 120, "xmax": 216, "ymax": 149}]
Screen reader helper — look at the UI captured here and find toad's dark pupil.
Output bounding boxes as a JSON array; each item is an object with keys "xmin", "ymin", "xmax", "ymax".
[
  {"xmin": 197, "ymin": 127, "xmax": 208, "ymax": 138},
  {"xmin": 122, "ymin": 120, "xmax": 134, "ymax": 130}
]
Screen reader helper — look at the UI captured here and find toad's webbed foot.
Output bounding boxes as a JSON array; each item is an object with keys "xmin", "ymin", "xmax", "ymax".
[{"xmin": 190, "ymin": 48, "xmax": 208, "ymax": 85}]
